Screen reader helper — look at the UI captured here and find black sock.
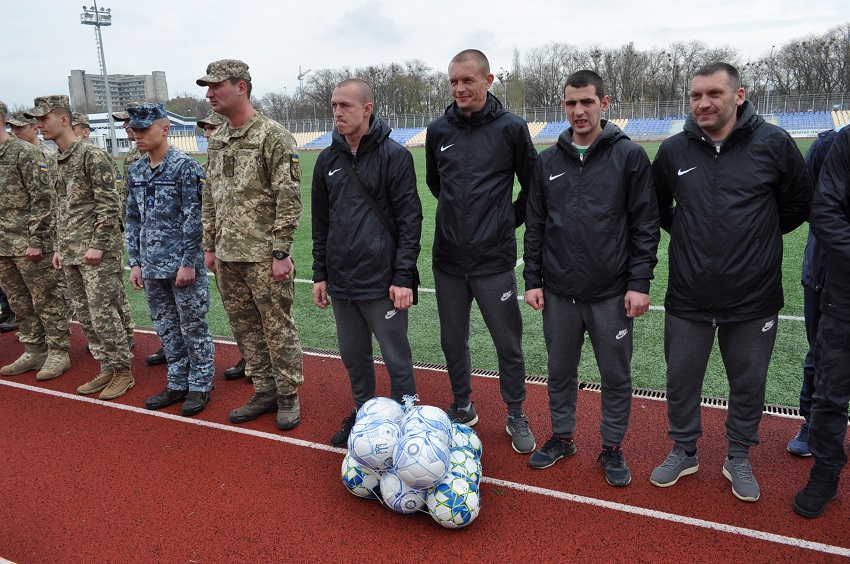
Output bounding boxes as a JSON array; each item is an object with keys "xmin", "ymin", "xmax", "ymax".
[{"xmin": 686, "ymin": 449, "xmax": 697, "ymax": 457}]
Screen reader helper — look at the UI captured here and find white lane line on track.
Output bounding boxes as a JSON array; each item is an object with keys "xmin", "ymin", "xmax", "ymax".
[
  {"xmin": 483, "ymin": 476, "xmax": 850, "ymax": 557},
  {"xmin": 1, "ymin": 378, "xmax": 846, "ymax": 557}
]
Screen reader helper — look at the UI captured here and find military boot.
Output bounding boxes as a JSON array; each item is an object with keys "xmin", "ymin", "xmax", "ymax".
[
  {"xmin": 277, "ymin": 392, "xmax": 301, "ymax": 430},
  {"xmin": 100, "ymin": 367, "xmax": 135, "ymax": 400},
  {"xmin": 36, "ymin": 351, "xmax": 71, "ymax": 381},
  {"xmin": 1, "ymin": 350, "xmax": 48, "ymax": 376},
  {"xmin": 77, "ymin": 369, "xmax": 114, "ymax": 395},
  {"xmin": 228, "ymin": 389, "xmax": 278, "ymax": 423}
]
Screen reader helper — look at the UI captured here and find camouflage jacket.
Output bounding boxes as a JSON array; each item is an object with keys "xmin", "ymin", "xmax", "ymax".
[
  {"xmin": 202, "ymin": 112, "xmax": 302, "ymax": 261},
  {"xmin": 55, "ymin": 137, "xmax": 124, "ymax": 264},
  {"xmin": 0, "ymin": 136, "xmax": 55, "ymax": 255},
  {"xmin": 126, "ymin": 147, "xmax": 206, "ymax": 279},
  {"xmin": 123, "ymin": 145, "xmax": 144, "ymax": 174}
]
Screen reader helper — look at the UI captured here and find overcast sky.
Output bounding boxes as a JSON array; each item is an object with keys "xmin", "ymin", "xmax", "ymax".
[{"xmin": 3, "ymin": 0, "xmax": 846, "ymax": 109}]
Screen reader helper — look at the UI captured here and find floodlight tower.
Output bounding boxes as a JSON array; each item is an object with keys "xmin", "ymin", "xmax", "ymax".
[{"xmin": 81, "ymin": 2, "xmax": 118, "ymax": 156}]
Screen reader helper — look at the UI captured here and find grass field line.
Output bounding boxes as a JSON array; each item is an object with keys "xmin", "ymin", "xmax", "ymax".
[{"xmin": 2, "ymin": 377, "xmax": 844, "ymax": 558}]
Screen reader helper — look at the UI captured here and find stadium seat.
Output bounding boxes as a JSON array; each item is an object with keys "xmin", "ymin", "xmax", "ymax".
[
  {"xmin": 303, "ymin": 131, "xmax": 333, "ymax": 150},
  {"xmin": 405, "ymin": 128, "xmax": 428, "ymax": 147},
  {"xmin": 527, "ymin": 122, "xmax": 546, "ymax": 139},
  {"xmin": 292, "ymin": 131, "xmax": 324, "ymax": 149},
  {"xmin": 535, "ymin": 121, "xmax": 570, "ymax": 140}
]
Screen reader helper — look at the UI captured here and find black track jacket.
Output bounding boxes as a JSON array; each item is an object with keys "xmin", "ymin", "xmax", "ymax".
[
  {"xmin": 652, "ymin": 101, "xmax": 812, "ymax": 322},
  {"xmin": 426, "ymin": 93, "xmax": 536, "ymax": 277},
  {"xmin": 523, "ymin": 121, "xmax": 660, "ymax": 300},
  {"xmin": 811, "ymin": 126, "xmax": 850, "ymax": 323},
  {"xmin": 312, "ymin": 116, "xmax": 422, "ymax": 301}
]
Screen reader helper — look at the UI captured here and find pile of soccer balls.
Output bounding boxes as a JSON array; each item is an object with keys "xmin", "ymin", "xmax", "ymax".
[{"xmin": 341, "ymin": 396, "xmax": 483, "ymax": 528}]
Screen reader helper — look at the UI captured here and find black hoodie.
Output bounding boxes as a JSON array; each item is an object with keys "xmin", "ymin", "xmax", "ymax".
[
  {"xmin": 425, "ymin": 93, "xmax": 537, "ymax": 277},
  {"xmin": 312, "ymin": 115, "xmax": 422, "ymax": 301},
  {"xmin": 652, "ymin": 100, "xmax": 812, "ymax": 322},
  {"xmin": 523, "ymin": 121, "xmax": 660, "ymax": 300}
]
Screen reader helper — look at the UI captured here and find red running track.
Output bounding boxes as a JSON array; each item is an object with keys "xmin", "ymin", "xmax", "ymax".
[{"xmin": 0, "ymin": 326, "xmax": 848, "ymax": 562}]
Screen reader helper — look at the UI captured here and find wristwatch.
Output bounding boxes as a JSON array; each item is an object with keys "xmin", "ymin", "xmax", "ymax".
[{"xmin": 273, "ymin": 251, "xmax": 289, "ymax": 260}]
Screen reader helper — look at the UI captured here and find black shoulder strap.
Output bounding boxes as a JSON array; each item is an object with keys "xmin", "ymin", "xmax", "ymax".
[{"xmin": 339, "ymin": 157, "xmax": 397, "ymax": 243}]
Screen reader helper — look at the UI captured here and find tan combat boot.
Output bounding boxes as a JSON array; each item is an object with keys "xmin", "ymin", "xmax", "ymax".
[
  {"xmin": 77, "ymin": 369, "xmax": 114, "ymax": 395},
  {"xmin": 36, "ymin": 351, "xmax": 71, "ymax": 381},
  {"xmin": 99, "ymin": 367, "xmax": 135, "ymax": 400},
  {"xmin": 1, "ymin": 350, "xmax": 48, "ymax": 376}
]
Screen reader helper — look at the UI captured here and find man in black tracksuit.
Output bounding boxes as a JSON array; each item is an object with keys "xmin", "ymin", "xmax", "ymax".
[
  {"xmin": 312, "ymin": 79, "xmax": 422, "ymax": 447},
  {"xmin": 649, "ymin": 63, "xmax": 811, "ymax": 502},
  {"xmin": 426, "ymin": 49, "xmax": 538, "ymax": 454},
  {"xmin": 793, "ymin": 125, "xmax": 850, "ymax": 518},
  {"xmin": 523, "ymin": 70, "xmax": 660, "ymax": 486}
]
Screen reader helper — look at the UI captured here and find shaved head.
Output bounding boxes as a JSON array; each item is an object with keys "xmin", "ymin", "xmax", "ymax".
[
  {"xmin": 336, "ymin": 79, "xmax": 374, "ymax": 105},
  {"xmin": 450, "ymin": 49, "xmax": 490, "ymax": 76}
]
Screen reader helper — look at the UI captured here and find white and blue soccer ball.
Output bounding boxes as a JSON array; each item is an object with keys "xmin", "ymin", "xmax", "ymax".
[
  {"xmin": 450, "ymin": 423, "xmax": 483, "ymax": 458},
  {"xmin": 348, "ymin": 418, "xmax": 401, "ymax": 471},
  {"xmin": 379, "ymin": 468, "xmax": 428, "ymax": 514},
  {"xmin": 357, "ymin": 397, "xmax": 405, "ymax": 424},
  {"xmin": 341, "ymin": 452, "xmax": 381, "ymax": 499},
  {"xmin": 393, "ymin": 431, "xmax": 451, "ymax": 489},
  {"xmin": 426, "ymin": 474, "xmax": 481, "ymax": 528},
  {"xmin": 448, "ymin": 447, "xmax": 482, "ymax": 485},
  {"xmin": 401, "ymin": 405, "xmax": 452, "ymax": 446}
]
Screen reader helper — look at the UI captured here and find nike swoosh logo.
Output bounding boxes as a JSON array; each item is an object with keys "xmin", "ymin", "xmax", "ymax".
[
  {"xmin": 549, "ymin": 172, "xmax": 566, "ymax": 181},
  {"xmin": 440, "ymin": 144, "xmax": 455, "ymax": 152},
  {"xmin": 677, "ymin": 167, "xmax": 697, "ymax": 176},
  {"xmin": 328, "ymin": 168, "xmax": 342, "ymax": 176},
  {"xmin": 385, "ymin": 309, "xmax": 398, "ymax": 320}
]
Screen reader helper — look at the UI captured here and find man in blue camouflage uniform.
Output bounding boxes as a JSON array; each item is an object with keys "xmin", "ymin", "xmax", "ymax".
[{"xmin": 125, "ymin": 104, "xmax": 215, "ymax": 417}]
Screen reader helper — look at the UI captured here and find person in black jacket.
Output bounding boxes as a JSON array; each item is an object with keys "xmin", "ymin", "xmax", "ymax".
[
  {"xmin": 523, "ymin": 70, "xmax": 660, "ymax": 486},
  {"xmin": 312, "ymin": 79, "xmax": 422, "ymax": 447},
  {"xmin": 649, "ymin": 63, "xmax": 811, "ymax": 502},
  {"xmin": 793, "ymin": 125, "xmax": 850, "ymax": 518},
  {"xmin": 787, "ymin": 127, "xmax": 841, "ymax": 457},
  {"xmin": 425, "ymin": 49, "xmax": 538, "ymax": 454}
]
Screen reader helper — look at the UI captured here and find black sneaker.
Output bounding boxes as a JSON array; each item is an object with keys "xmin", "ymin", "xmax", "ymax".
[
  {"xmin": 793, "ymin": 465, "xmax": 839, "ymax": 518},
  {"xmin": 0, "ymin": 313, "xmax": 18, "ymax": 333},
  {"xmin": 447, "ymin": 402, "xmax": 479, "ymax": 426},
  {"xmin": 331, "ymin": 408, "xmax": 358, "ymax": 447},
  {"xmin": 597, "ymin": 445, "xmax": 632, "ymax": 487},
  {"xmin": 529, "ymin": 434, "xmax": 576, "ymax": 469}
]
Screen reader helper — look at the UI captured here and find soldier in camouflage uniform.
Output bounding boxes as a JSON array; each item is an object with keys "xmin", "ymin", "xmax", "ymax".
[
  {"xmin": 196, "ymin": 110, "xmax": 247, "ymax": 381},
  {"xmin": 70, "ymin": 111, "xmax": 136, "ymax": 352},
  {"xmin": 71, "ymin": 112, "xmax": 92, "ymax": 141},
  {"xmin": 7, "ymin": 111, "xmax": 73, "ymax": 319},
  {"xmin": 125, "ymin": 104, "xmax": 215, "ymax": 417},
  {"xmin": 793, "ymin": 126, "xmax": 850, "ymax": 518},
  {"xmin": 198, "ymin": 59, "xmax": 304, "ymax": 430},
  {"xmin": 27, "ymin": 95, "xmax": 134, "ymax": 400},
  {"xmin": 0, "ymin": 101, "xmax": 71, "ymax": 380}
]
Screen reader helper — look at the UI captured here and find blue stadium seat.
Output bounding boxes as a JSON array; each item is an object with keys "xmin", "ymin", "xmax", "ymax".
[{"xmin": 303, "ymin": 131, "xmax": 333, "ymax": 150}]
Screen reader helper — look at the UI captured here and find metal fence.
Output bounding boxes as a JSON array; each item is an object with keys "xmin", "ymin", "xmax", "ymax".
[{"xmin": 274, "ymin": 91, "xmax": 850, "ymax": 132}]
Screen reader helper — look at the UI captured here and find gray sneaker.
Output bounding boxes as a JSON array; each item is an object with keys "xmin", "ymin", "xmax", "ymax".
[
  {"xmin": 506, "ymin": 414, "xmax": 536, "ymax": 454},
  {"xmin": 650, "ymin": 446, "xmax": 699, "ymax": 487},
  {"xmin": 723, "ymin": 457, "xmax": 760, "ymax": 502}
]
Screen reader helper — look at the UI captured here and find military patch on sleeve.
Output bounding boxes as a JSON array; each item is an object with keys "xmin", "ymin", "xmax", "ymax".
[
  {"xmin": 38, "ymin": 163, "xmax": 48, "ymax": 184},
  {"xmin": 289, "ymin": 154, "xmax": 302, "ymax": 182},
  {"xmin": 102, "ymin": 169, "xmax": 115, "ymax": 185},
  {"xmin": 198, "ymin": 176, "xmax": 206, "ymax": 197}
]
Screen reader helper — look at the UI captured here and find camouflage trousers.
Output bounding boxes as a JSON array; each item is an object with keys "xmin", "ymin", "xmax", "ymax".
[
  {"xmin": 118, "ymin": 269, "xmax": 135, "ymax": 339},
  {"xmin": 0, "ymin": 255, "xmax": 70, "ymax": 353},
  {"xmin": 144, "ymin": 274, "xmax": 214, "ymax": 392},
  {"xmin": 64, "ymin": 257, "xmax": 132, "ymax": 370},
  {"xmin": 215, "ymin": 260, "xmax": 303, "ymax": 395},
  {"xmin": 809, "ymin": 313, "xmax": 850, "ymax": 474}
]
